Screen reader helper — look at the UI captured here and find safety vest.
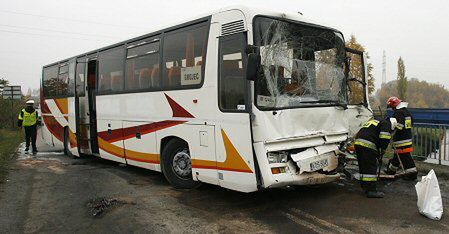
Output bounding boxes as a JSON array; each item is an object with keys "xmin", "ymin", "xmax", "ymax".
[{"xmin": 19, "ymin": 109, "xmax": 38, "ymax": 127}]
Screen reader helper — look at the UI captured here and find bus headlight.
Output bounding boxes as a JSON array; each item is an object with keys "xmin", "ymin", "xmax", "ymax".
[{"xmin": 267, "ymin": 151, "xmax": 288, "ymax": 164}]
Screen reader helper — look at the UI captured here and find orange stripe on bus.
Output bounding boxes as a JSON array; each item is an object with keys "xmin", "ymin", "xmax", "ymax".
[
  {"xmin": 97, "ymin": 125, "xmax": 252, "ymax": 173},
  {"xmin": 69, "ymin": 129, "xmax": 77, "ymax": 148},
  {"xmin": 125, "ymin": 149, "xmax": 160, "ymax": 164},
  {"xmin": 192, "ymin": 129, "xmax": 253, "ymax": 174},
  {"xmin": 98, "ymin": 137, "xmax": 125, "ymax": 158},
  {"xmin": 54, "ymin": 98, "xmax": 68, "ymax": 115}
]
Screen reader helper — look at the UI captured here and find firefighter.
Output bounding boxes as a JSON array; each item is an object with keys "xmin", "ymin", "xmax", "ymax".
[
  {"xmin": 354, "ymin": 117, "xmax": 397, "ymax": 198},
  {"xmin": 18, "ymin": 100, "xmax": 41, "ymax": 154},
  {"xmin": 385, "ymin": 96, "xmax": 418, "ymax": 180}
]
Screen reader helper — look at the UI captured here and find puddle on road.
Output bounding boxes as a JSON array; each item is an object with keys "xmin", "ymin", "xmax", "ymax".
[{"xmin": 87, "ymin": 197, "xmax": 136, "ymax": 218}]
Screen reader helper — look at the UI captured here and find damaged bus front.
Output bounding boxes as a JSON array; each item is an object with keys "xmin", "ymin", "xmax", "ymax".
[{"xmin": 248, "ymin": 16, "xmax": 372, "ymax": 188}]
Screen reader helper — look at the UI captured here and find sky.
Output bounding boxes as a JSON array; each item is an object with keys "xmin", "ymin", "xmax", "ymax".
[{"xmin": 0, "ymin": 0, "xmax": 448, "ymax": 93}]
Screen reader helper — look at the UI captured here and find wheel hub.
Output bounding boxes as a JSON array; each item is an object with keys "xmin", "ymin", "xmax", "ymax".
[{"xmin": 172, "ymin": 149, "xmax": 192, "ymax": 178}]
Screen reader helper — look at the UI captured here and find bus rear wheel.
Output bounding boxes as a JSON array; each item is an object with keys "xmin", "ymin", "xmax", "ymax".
[
  {"xmin": 64, "ymin": 128, "xmax": 73, "ymax": 157},
  {"xmin": 161, "ymin": 139, "xmax": 200, "ymax": 189}
]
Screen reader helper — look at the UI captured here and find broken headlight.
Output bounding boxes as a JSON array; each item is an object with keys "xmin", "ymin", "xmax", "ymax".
[{"xmin": 267, "ymin": 151, "xmax": 288, "ymax": 164}]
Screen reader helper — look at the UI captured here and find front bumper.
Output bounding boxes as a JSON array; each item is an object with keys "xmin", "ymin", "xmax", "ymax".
[{"xmin": 253, "ymin": 134, "xmax": 346, "ymax": 188}]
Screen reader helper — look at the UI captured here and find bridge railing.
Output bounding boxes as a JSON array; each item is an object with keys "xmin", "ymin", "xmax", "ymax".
[{"xmin": 412, "ymin": 123, "xmax": 449, "ymax": 165}]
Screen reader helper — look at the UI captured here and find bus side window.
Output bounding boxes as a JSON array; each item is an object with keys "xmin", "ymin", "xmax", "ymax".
[
  {"xmin": 75, "ymin": 59, "xmax": 86, "ymax": 96},
  {"xmin": 219, "ymin": 33, "xmax": 247, "ymax": 112},
  {"xmin": 162, "ymin": 23, "xmax": 207, "ymax": 89},
  {"xmin": 125, "ymin": 40, "xmax": 160, "ymax": 91},
  {"xmin": 43, "ymin": 65, "xmax": 58, "ymax": 98},
  {"xmin": 98, "ymin": 46, "xmax": 125, "ymax": 93}
]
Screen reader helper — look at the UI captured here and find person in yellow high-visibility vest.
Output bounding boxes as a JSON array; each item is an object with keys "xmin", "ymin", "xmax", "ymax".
[{"xmin": 18, "ymin": 100, "xmax": 41, "ymax": 154}]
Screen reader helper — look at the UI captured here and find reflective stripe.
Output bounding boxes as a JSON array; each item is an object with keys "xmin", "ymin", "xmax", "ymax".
[
  {"xmin": 393, "ymin": 139, "xmax": 413, "ymax": 147},
  {"xmin": 405, "ymin": 167, "xmax": 417, "ymax": 173},
  {"xmin": 388, "ymin": 163, "xmax": 398, "ymax": 171},
  {"xmin": 394, "ymin": 142, "xmax": 413, "ymax": 147},
  {"xmin": 405, "ymin": 117, "xmax": 412, "ymax": 120},
  {"xmin": 362, "ymin": 119, "xmax": 379, "ymax": 128},
  {"xmin": 396, "ymin": 123, "xmax": 404, "ymax": 130},
  {"xmin": 355, "ymin": 139, "xmax": 378, "ymax": 151},
  {"xmin": 405, "ymin": 119, "xmax": 412, "ymax": 129},
  {"xmin": 360, "ymin": 174, "xmax": 378, "ymax": 181},
  {"xmin": 379, "ymin": 131, "xmax": 392, "ymax": 139}
]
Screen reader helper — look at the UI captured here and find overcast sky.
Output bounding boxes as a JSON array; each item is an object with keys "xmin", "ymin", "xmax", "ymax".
[{"xmin": 1, "ymin": 0, "xmax": 448, "ymax": 93}]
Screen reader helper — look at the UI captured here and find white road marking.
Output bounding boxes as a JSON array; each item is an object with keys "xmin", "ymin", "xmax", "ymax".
[
  {"xmin": 285, "ymin": 208, "xmax": 354, "ymax": 234},
  {"xmin": 283, "ymin": 212, "xmax": 330, "ymax": 233}
]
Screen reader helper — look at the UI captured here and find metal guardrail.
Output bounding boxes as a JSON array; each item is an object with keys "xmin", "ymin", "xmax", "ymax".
[{"xmin": 412, "ymin": 123, "xmax": 449, "ymax": 165}]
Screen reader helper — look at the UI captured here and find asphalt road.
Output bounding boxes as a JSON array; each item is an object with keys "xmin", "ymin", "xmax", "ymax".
[{"xmin": 1, "ymin": 138, "xmax": 449, "ymax": 233}]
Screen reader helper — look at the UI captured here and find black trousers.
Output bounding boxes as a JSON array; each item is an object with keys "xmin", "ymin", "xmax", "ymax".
[
  {"xmin": 391, "ymin": 152, "xmax": 416, "ymax": 171},
  {"xmin": 355, "ymin": 145, "xmax": 379, "ymax": 191},
  {"xmin": 24, "ymin": 125, "xmax": 37, "ymax": 151}
]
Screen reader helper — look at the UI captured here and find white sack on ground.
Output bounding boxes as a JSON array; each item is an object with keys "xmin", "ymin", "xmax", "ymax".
[{"xmin": 415, "ymin": 169, "xmax": 443, "ymax": 220}]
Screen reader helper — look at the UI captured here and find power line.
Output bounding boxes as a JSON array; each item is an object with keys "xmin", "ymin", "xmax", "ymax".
[
  {"xmin": 0, "ymin": 23, "xmax": 121, "ymax": 39},
  {"xmin": 0, "ymin": 9, "xmax": 146, "ymax": 29},
  {"xmin": 0, "ymin": 29, "xmax": 111, "ymax": 42}
]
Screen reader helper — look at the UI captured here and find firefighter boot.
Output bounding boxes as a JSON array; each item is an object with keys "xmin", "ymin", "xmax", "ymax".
[
  {"xmin": 24, "ymin": 147, "xmax": 29, "ymax": 154},
  {"xmin": 361, "ymin": 181, "xmax": 384, "ymax": 198},
  {"xmin": 384, "ymin": 160, "xmax": 397, "ymax": 175}
]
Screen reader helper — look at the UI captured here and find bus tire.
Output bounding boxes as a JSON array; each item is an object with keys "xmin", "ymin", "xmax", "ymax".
[
  {"xmin": 161, "ymin": 138, "xmax": 200, "ymax": 189},
  {"xmin": 64, "ymin": 128, "xmax": 73, "ymax": 157}
]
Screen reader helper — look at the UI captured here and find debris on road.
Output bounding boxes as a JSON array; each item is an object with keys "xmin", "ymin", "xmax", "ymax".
[{"xmin": 87, "ymin": 197, "xmax": 135, "ymax": 217}]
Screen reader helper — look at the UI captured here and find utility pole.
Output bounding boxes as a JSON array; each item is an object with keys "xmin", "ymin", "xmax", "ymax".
[{"xmin": 382, "ymin": 50, "xmax": 387, "ymax": 85}]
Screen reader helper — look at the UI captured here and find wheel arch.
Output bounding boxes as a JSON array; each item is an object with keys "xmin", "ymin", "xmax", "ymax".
[{"xmin": 159, "ymin": 136, "xmax": 189, "ymax": 157}]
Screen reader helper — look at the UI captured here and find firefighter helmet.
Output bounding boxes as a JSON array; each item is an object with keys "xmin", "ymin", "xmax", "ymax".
[
  {"xmin": 387, "ymin": 96, "xmax": 401, "ymax": 109},
  {"xmin": 26, "ymin": 100, "xmax": 35, "ymax": 104}
]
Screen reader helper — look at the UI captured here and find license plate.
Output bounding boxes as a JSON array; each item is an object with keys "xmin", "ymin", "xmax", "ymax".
[{"xmin": 310, "ymin": 158, "xmax": 329, "ymax": 171}]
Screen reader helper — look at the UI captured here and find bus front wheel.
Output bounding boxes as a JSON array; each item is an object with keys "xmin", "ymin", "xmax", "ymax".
[{"xmin": 161, "ymin": 139, "xmax": 200, "ymax": 189}]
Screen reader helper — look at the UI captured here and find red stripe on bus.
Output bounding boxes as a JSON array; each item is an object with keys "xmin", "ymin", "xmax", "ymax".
[
  {"xmin": 41, "ymin": 99, "xmax": 65, "ymax": 142},
  {"xmin": 164, "ymin": 93, "xmax": 194, "ymax": 118},
  {"xmin": 98, "ymin": 120, "xmax": 186, "ymax": 143}
]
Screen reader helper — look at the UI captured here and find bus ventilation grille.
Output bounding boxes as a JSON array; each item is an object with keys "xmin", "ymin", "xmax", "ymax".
[{"xmin": 221, "ymin": 20, "xmax": 245, "ymax": 36}]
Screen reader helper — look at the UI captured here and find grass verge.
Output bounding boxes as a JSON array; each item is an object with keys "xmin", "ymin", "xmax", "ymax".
[{"xmin": 0, "ymin": 129, "xmax": 23, "ymax": 182}]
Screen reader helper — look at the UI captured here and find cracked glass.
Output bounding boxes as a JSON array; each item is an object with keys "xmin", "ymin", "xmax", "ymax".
[{"xmin": 254, "ymin": 17, "xmax": 346, "ymax": 109}]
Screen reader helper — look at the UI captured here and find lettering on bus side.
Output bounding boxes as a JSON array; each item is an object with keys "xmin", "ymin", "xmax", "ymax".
[{"xmin": 181, "ymin": 66, "xmax": 202, "ymax": 86}]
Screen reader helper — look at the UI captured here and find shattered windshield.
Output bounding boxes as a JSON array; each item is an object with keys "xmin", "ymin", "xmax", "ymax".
[{"xmin": 254, "ymin": 17, "xmax": 346, "ymax": 109}]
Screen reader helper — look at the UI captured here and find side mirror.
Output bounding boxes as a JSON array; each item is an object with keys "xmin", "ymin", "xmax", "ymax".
[{"xmin": 246, "ymin": 53, "xmax": 261, "ymax": 81}]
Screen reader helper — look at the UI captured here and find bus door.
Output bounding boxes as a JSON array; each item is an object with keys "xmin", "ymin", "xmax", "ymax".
[
  {"xmin": 216, "ymin": 30, "xmax": 258, "ymax": 191},
  {"xmin": 74, "ymin": 57, "xmax": 99, "ymax": 155},
  {"xmin": 345, "ymin": 48, "xmax": 373, "ymax": 137}
]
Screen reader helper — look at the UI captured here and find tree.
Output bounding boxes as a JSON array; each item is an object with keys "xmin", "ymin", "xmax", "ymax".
[
  {"xmin": 377, "ymin": 78, "xmax": 449, "ymax": 109},
  {"xmin": 397, "ymin": 57, "xmax": 407, "ymax": 99},
  {"xmin": 0, "ymin": 78, "xmax": 9, "ymax": 86},
  {"xmin": 345, "ymin": 35, "xmax": 375, "ymax": 104}
]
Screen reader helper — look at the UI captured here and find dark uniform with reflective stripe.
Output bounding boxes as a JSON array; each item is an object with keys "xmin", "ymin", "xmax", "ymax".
[
  {"xmin": 18, "ymin": 106, "xmax": 41, "ymax": 153},
  {"xmin": 355, "ymin": 118, "xmax": 392, "ymax": 192},
  {"xmin": 388, "ymin": 107, "xmax": 417, "ymax": 178}
]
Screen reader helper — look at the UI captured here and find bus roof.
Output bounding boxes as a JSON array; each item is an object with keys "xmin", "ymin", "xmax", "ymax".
[{"xmin": 43, "ymin": 5, "xmax": 340, "ymax": 69}]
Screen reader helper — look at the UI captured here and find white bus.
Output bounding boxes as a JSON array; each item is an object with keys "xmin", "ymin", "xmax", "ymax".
[{"xmin": 40, "ymin": 6, "xmax": 372, "ymax": 192}]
